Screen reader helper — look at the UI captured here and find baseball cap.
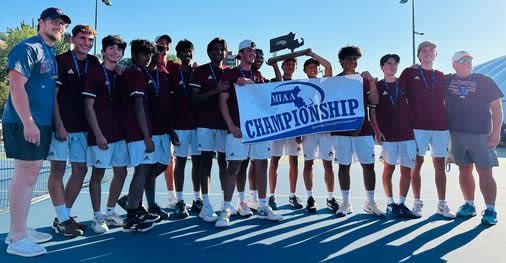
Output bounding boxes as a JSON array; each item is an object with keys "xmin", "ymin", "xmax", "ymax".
[
  {"xmin": 417, "ymin": 41, "xmax": 436, "ymax": 55},
  {"xmin": 452, "ymin": 51, "xmax": 473, "ymax": 63},
  {"xmin": 238, "ymin": 39, "xmax": 256, "ymax": 51},
  {"xmin": 40, "ymin": 7, "xmax": 71, "ymax": 24},
  {"xmin": 155, "ymin": 34, "xmax": 172, "ymax": 43}
]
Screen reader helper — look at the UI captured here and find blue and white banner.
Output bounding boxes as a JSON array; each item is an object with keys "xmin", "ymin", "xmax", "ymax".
[{"xmin": 236, "ymin": 74, "xmax": 365, "ymax": 143}]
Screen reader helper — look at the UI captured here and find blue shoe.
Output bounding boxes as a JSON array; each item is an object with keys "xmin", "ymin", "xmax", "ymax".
[
  {"xmin": 456, "ymin": 203, "xmax": 476, "ymax": 218},
  {"xmin": 386, "ymin": 203, "xmax": 401, "ymax": 217},
  {"xmin": 481, "ymin": 208, "xmax": 497, "ymax": 225},
  {"xmin": 398, "ymin": 203, "xmax": 420, "ymax": 219}
]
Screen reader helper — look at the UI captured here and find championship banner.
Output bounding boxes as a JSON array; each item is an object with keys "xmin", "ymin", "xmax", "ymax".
[{"xmin": 236, "ymin": 74, "xmax": 365, "ymax": 143}]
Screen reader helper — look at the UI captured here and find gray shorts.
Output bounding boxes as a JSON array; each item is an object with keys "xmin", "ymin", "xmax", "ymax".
[{"xmin": 449, "ymin": 131, "xmax": 498, "ymax": 169}]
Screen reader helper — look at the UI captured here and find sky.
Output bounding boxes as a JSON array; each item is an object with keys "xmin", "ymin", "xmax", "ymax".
[{"xmin": 1, "ymin": 0, "xmax": 505, "ymax": 79}]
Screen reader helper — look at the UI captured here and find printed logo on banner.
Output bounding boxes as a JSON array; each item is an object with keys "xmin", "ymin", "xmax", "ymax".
[
  {"xmin": 270, "ymin": 82, "xmax": 325, "ymax": 109},
  {"xmin": 237, "ymin": 76, "xmax": 365, "ymax": 143}
]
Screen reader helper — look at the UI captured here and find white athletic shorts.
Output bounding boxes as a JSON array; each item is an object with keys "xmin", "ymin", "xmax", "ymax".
[
  {"xmin": 302, "ymin": 133, "xmax": 335, "ymax": 161},
  {"xmin": 413, "ymin": 129, "xmax": 449, "ymax": 158},
  {"xmin": 152, "ymin": 134, "xmax": 171, "ymax": 165},
  {"xmin": 197, "ymin": 128, "xmax": 226, "ymax": 152},
  {"xmin": 334, "ymin": 135, "xmax": 375, "ymax": 165},
  {"xmin": 271, "ymin": 138, "xmax": 302, "ymax": 157},
  {"xmin": 173, "ymin": 129, "xmax": 201, "ymax": 157},
  {"xmin": 381, "ymin": 140, "xmax": 417, "ymax": 168},
  {"xmin": 128, "ymin": 140, "xmax": 156, "ymax": 167},
  {"xmin": 226, "ymin": 134, "xmax": 271, "ymax": 161},
  {"xmin": 47, "ymin": 132, "xmax": 87, "ymax": 162},
  {"xmin": 87, "ymin": 140, "xmax": 129, "ymax": 168}
]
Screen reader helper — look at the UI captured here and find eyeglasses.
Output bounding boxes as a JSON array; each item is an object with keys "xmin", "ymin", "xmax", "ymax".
[
  {"xmin": 47, "ymin": 19, "xmax": 68, "ymax": 28},
  {"xmin": 455, "ymin": 57, "xmax": 472, "ymax": 64}
]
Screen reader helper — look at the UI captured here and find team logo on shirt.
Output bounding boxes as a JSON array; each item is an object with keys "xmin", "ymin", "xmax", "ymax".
[
  {"xmin": 68, "ymin": 69, "xmax": 75, "ymax": 74},
  {"xmin": 448, "ymin": 79, "xmax": 477, "ymax": 98}
]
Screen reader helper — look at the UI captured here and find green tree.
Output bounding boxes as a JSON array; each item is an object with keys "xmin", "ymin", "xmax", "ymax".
[{"xmin": 0, "ymin": 22, "xmax": 70, "ymax": 115}]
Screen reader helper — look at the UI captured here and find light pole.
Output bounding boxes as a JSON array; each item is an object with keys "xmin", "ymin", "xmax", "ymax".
[
  {"xmin": 94, "ymin": 0, "xmax": 112, "ymax": 55},
  {"xmin": 400, "ymin": 0, "xmax": 424, "ymax": 64}
]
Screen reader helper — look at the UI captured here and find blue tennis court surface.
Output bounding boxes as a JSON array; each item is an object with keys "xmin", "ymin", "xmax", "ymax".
[{"xmin": 1, "ymin": 149, "xmax": 505, "ymax": 262}]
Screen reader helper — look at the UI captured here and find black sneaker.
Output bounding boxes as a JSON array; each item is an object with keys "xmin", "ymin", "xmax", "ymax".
[
  {"xmin": 52, "ymin": 218, "xmax": 84, "ymax": 237},
  {"xmin": 148, "ymin": 203, "xmax": 169, "ymax": 221},
  {"xmin": 137, "ymin": 206, "xmax": 160, "ymax": 223},
  {"xmin": 268, "ymin": 196, "xmax": 278, "ymax": 210},
  {"xmin": 174, "ymin": 200, "xmax": 189, "ymax": 219},
  {"xmin": 289, "ymin": 195, "xmax": 304, "ymax": 209},
  {"xmin": 386, "ymin": 203, "xmax": 401, "ymax": 217},
  {"xmin": 117, "ymin": 195, "xmax": 129, "ymax": 211},
  {"xmin": 190, "ymin": 198, "xmax": 203, "ymax": 213},
  {"xmin": 122, "ymin": 214, "xmax": 154, "ymax": 233},
  {"xmin": 398, "ymin": 203, "xmax": 420, "ymax": 219},
  {"xmin": 69, "ymin": 217, "xmax": 87, "ymax": 231},
  {"xmin": 326, "ymin": 198, "xmax": 340, "ymax": 212},
  {"xmin": 306, "ymin": 196, "xmax": 317, "ymax": 213}
]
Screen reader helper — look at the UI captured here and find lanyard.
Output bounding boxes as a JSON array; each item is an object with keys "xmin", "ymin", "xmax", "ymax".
[
  {"xmin": 238, "ymin": 66, "xmax": 254, "ymax": 81},
  {"xmin": 179, "ymin": 69, "xmax": 193, "ymax": 95},
  {"xmin": 36, "ymin": 34, "xmax": 58, "ymax": 77},
  {"xmin": 382, "ymin": 79, "xmax": 399, "ymax": 108},
  {"xmin": 144, "ymin": 68, "xmax": 160, "ymax": 95},
  {"xmin": 455, "ymin": 73, "xmax": 473, "ymax": 98},
  {"xmin": 101, "ymin": 64, "xmax": 116, "ymax": 98},
  {"xmin": 71, "ymin": 51, "xmax": 88, "ymax": 80},
  {"xmin": 209, "ymin": 64, "xmax": 224, "ymax": 86},
  {"xmin": 418, "ymin": 65, "xmax": 436, "ymax": 91}
]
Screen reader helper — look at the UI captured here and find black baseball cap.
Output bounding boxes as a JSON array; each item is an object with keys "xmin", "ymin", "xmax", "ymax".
[{"xmin": 40, "ymin": 7, "xmax": 71, "ymax": 24}]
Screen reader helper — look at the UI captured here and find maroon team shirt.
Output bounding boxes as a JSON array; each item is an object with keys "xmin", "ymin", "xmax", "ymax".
[
  {"xmin": 169, "ymin": 67, "xmax": 197, "ymax": 130},
  {"xmin": 399, "ymin": 67, "xmax": 448, "ymax": 130},
  {"xmin": 332, "ymin": 75, "xmax": 373, "ymax": 136},
  {"xmin": 120, "ymin": 66, "xmax": 152, "ymax": 142},
  {"xmin": 82, "ymin": 64, "xmax": 124, "ymax": 146},
  {"xmin": 57, "ymin": 51, "xmax": 100, "ymax": 132},
  {"xmin": 222, "ymin": 67, "xmax": 264, "ymax": 128},
  {"xmin": 189, "ymin": 63, "xmax": 229, "ymax": 130},
  {"xmin": 146, "ymin": 68, "xmax": 172, "ymax": 135},
  {"xmin": 375, "ymin": 79, "xmax": 414, "ymax": 141}
]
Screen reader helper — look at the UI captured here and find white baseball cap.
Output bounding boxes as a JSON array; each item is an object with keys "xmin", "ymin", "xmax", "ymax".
[
  {"xmin": 238, "ymin": 39, "xmax": 256, "ymax": 51},
  {"xmin": 452, "ymin": 51, "xmax": 473, "ymax": 63}
]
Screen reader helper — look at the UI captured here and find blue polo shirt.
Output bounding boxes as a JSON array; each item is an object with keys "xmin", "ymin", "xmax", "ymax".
[{"xmin": 2, "ymin": 35, "xmax": 57, "ymax": 126}]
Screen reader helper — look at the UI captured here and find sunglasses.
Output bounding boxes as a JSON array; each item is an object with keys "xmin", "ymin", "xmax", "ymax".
[{"xmin": 455, "ymin": 57, "xmax": 472, "ymax": 64}]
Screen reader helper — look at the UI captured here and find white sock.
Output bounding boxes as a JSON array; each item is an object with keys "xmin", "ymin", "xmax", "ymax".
[
  {"xmin": 341, "ymin": 190, "xmax": 350, "ymax": 204},
  {"xmin": 238, "ymin": 192, "xmax": 245, "ymax": 203},
  {"xmin": 486, "ymin": 204, "xmax": 496, "ymax": 211},
  {"xmin": 270, "ymin": 193, "xmax": 276, "ymax": 199},
  {"xmin": 194, "ymin": 191, "xmax": 201, "ymax": 200},
  {"xmin": 465, "ymin": 200, "xmax": 474, "ymax": 206},
  {"xmin": 259, "ymin": 198, "xmax": 268, "ymax": 208},
  {"xmin": 250, "ymin": 190, "xmax": 258, "ymax": 202},
  {"xmin": 105, "ymin": 207, "xmax": 115, "ymax": 216},
  {"xmin": 66, "ymin": 207, "xmax": 72, "ymax": 215},
  {"xmin": 176, "ymin": 192, "xmax": 183, "ymax": 201},
  {"xmin": 387, "ymin": 197, "xmax": 395, "ymax": 204},
  {"xmin": 202, "ymin": 194, "xmax": 210, "ymax": 205},
  {"xmin": 223, "ymin": 201, "xmax": 232, "ymax": 210},
  {"xmin": 168, "ymin": 190, "xmax": 176, "ymax": 200},
  {"xmin": 399, "ymin": 196, "xmax": 406, "ymax": 204},
  {"xmin": 93, "ymin": 211, "xmax": 103, "ymax": 218},
  {"xmin": 366, "ymin": 191, "xmax": 375, "ymax": 203},
  {"xmin": 289, "ymin": 192, "xmax": 295, "ymax": 198},
  {"xmin": 55, "ymin": 204, "xmax": 70, "ymax": 223},
  {"xmin": 328, "ymin": 192, "xmax": 334, "ymax": 199},
  {"xmin": 307, "ymin": 190, "xmax": 313, "ymax": 197}
]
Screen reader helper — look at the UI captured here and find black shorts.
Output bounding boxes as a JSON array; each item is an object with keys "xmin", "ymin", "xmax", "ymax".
[{"xmin": 2, "ymin": 122, "xmax": 52, "ymax": 161}]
